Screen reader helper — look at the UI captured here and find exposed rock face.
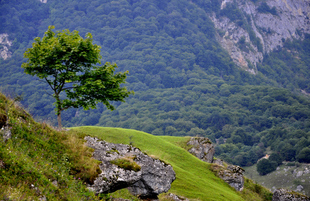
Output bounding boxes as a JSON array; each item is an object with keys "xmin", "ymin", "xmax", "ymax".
[
  {"xmin": 187, "ymin": 137, "xmax": 215, "ymax": 163},
  {"xmin": 273, "ymin": 189, "xmax": 310, "ymax": 201},
  {"xmin": 186, "ymin": 137, "xmax": 244, "ymax": 191},
  {"xmin": 211, "ymin": 0, "xmax": 310, "ymax": 71},
  {"xmin": 217, "ymin": 165, "xmax": 245, "ymax": 191},
  {"xmin": 85, "ymin": 136, "xmax": 176, "ymax": 198},
  {"xmin": 0, "ymin": 34, "xmax": 12, "ymax": 60}
]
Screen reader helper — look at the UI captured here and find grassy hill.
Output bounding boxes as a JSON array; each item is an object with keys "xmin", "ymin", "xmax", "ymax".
[
  {"xmin": 0, "ymin": 92, "xmax": 272, "ymax": 200},
  {"xmin": 72, "ymin": 126, "xmax": 272, "ymax": 201}
]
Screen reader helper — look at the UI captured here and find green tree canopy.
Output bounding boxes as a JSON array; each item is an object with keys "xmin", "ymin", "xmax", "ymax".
[
  {"xmin": 22, "ymin": 26, "xmax": 132, "ymax": 129},
  {"xmin": 256, "ymin": 159, "xmax": 277, "ymax": 175}
]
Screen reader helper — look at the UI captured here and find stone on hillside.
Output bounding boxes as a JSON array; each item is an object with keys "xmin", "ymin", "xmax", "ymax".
[
  {"xmin": 187, "ymin": 137, "xmax": 215, "ymax": 163},
  {"xmin": 1, "ymin": 126, "xmax": 11, "ymax": 142},
  {"xmin": 164, "ymin": 193, "xmax": 189, "ymax": 201},
  {"xmin": 296, "ymin": 171, "xmax": 303, "ymax": 177},
  {"xmin": 217, "ymin": 165, "xmax": 245, "ymax": 191},
  {"xmin": 85, "ymin": 137, "xmax": 175, "ymax": 199},
  {"xmin": 213, "ymin": 158, "xmax": 224, "ymax": 166},
  {"xmin": 272, "ymin": 189, "xmax": 310, "ymax": 201}
]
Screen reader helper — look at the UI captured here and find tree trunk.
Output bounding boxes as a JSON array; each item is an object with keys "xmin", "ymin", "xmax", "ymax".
[
  {"xmin": 55, "ymin": 93, "xmax": 62, "ymax": 130},
  {"xmin": 57, "ymin": 111, "xmax": 62, "ymax": 130}
]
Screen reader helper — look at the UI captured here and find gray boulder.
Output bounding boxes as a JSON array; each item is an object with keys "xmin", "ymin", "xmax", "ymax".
[
  {"xmin": 85, "ymin": 136, "xmax": 175, "ymax": 198},
  {"xmin": 187, "ymin": 137, "xmax": 215, "ymax": 163},
  {"xmin": 217, "ymin": 165, "xmax": 245, "ymax": 191},
  {"xmin": 273, "ymin": 189, "xmax": 310, "ymax": 201},
  {"xmin": 1, "ymin": 126, "xmax": 11, "ymax": 142}
]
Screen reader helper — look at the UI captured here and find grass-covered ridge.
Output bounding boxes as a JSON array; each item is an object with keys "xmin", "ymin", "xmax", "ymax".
[{"xmin": 73, "ymin": 126, "xmax": 272, "ymax": 201}]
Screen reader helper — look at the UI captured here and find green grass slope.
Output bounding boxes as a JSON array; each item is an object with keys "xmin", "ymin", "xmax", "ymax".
[
  {"xmin": 72, "ymin": 126, "xmax": 272, "ymax": 201},
  {"xmin": 0, "ymin": 93, "xmax": 101, "ymax": 200}
]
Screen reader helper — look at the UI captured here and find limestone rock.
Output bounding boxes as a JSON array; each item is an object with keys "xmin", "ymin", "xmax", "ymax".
[
  {"xmin": 85, "ymin": 137, "xmax": 175, "ymax": 198},
  {"xmin": 211, "ymin": 0, "xmax": 310, "ymax": 70},
  {"xmin": 273, "ymin": 189, "xmax": 310, "ymax": 201},
  {"xmin": 187, "ymin": 137, "xmax": 215, "ymax": 163},
  {"xmin": 0, "ymin": 34, "xmax": 12, "ymax": 60},
  {"xmin": 217, "ymin": 165, "xmax": 245, "ymax": 191},
  {"xmin": 213, "ymin": 158, "xmax": 224, "ymax": 166}
]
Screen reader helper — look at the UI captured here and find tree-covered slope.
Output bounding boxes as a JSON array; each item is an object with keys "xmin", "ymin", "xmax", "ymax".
[{"xmin": 0, "ymin": 0, "xmax": 310, "ymax": 168}]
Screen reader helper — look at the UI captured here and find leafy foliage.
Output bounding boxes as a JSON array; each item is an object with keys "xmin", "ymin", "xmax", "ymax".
[
  {"xmin": 256, "ymin": 159, "xmax": 277, "ymax": 175},
  {"xmin": 22, "ymin": 26, "xmax": 132, "ymax": 128}
]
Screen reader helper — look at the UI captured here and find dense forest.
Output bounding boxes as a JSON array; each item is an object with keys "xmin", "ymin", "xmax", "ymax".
[{"xmin": 0, "ymin": 0, "xmax": 310, "ymax": 167}]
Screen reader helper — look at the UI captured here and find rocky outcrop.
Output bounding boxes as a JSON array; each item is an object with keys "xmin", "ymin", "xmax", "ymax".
[
  {"xmin": 217, "ymin": 165, "xmax": 245, "ymax": 191},
  {"xmin": 0, "ymin": 34, "xmax": 12, "ymax": 60},
  {"xmin": 273, "ymin": 189, "xmax": 310, "ymax": 201},
  {"xmin": 85, "ymin": 136, "xmax": 176, "ymax": 199},
  {"xmin": 211, "ymin": 0, "xmax": 310, "ymax": 71},
  {"xmin": 187, "ymin": 137, "xmax": 215, "ymax": 163},
  {"xmin": 186, "ymin": 137, "xmax": 244, "ymax": 191}
]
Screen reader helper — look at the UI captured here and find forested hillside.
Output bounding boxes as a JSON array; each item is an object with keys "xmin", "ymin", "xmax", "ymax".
[{"xmin": 0, "ymin": 0, "xmax": 310, "ymax": 167}]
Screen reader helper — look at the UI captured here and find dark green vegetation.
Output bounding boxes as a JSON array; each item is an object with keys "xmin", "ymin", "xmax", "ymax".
[
  {"xmin": 0, "ymin": 93, "xmax": 272, "ymax": 200},
  {"xmin": 1, "ymin": 0, "xmax": 310, "ymax": 168},
  {"xmin": 73, "ymin": 126, "xmax": 273, "ymax": 201}
]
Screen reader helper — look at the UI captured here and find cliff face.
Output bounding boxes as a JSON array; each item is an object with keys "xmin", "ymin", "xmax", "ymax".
[
  {"xmin": 211, "ymin": 0, "xmax": 310, "ymax": 73},
  {"xmin": 0, "ymin": 34, "xmax": 12, "ymax": 60}
]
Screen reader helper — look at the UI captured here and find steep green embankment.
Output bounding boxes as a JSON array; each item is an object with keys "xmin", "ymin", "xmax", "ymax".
[
  {"xmin": 0, "ymin": 93, "xmax": 101, "ymax": 200},
  {"xmin": 0, "ymin": 92, "xmax": 272, "ymax": 200}
]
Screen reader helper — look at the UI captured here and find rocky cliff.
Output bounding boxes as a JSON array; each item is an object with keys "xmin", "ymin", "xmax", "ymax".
[
  {"xmin": 0, "ymin": 34, "xmax": 12, "ymax": 60},
  {"xmin": 211, "ymin": 0, "xmax": 310, "ymax": 72}
]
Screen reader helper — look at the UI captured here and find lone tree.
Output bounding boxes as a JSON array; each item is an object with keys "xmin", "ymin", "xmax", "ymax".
[{"xmin": 22, "ymin": 26, "xmax": 132, "ymax": 129}]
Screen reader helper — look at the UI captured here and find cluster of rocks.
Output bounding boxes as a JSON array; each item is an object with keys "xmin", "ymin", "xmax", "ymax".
[
  {"xmin": 273, "ymin": 189, "xmax": 310, "ymax": 201},
  {"xmin": 187, "ymin": 137, "xmax": 244, "ymax": 191},
  {"xmin": 85, "ymin": 136, "xmax": 175, "ymax": 199}
]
